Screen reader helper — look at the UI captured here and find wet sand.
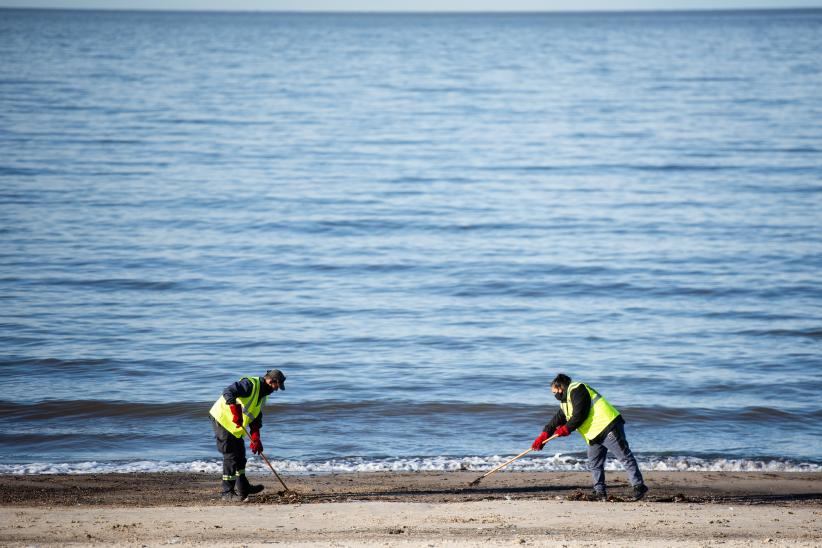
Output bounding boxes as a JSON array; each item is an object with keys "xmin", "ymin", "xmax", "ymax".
[{"xmin": 1, "ymin": 471, "xmax": 820, "ymax": 546}]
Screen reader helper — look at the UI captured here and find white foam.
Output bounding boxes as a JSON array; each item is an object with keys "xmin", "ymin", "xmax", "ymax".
[
  {"xmin": 0, "ymin": 460, "xmax": 223, "ymax": 475},
  {"xmin": 0, "ymin": 454, "xmax": 818, "ymax": 475}
]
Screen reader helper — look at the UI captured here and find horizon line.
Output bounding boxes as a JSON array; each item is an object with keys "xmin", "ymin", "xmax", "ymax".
[{"xmin": 1, "ymin": 5, "xmax": 821, "ymax": 14}]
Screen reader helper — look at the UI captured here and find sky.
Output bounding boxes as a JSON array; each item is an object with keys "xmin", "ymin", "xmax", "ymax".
[{"xmin": 1, "ymin": 0, "xmax": 821, "ymax": 11}]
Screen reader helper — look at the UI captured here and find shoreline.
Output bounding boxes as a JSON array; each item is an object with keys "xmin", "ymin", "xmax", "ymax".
[
  {"xmin": 1, "ymin": 470, "xmax": 820, "ymax": 506},
  {"xmin": 1, "ymin": 472, "xmax": 820, "ymax": 546}
]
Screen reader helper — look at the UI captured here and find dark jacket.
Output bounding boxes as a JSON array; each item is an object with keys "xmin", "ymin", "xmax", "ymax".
[
  {"xmin": 542, "ymin": 383, "xmax": 623, "ymax": 445},
  {"xmin": 222, "ymin": 376, "xmax": 274, "ymax": 431}
]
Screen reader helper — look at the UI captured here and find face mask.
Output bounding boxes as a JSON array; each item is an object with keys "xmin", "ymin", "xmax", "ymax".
[{"xmin": 554, "ymin": 391, "xmax": 563, "ymax": 401}]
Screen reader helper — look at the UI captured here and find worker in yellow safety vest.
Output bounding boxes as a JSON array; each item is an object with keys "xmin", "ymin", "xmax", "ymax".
[
  {"xmin": 209, "ymin": 369, "xmax": 286, "ymax": 502},
  {"xmin": 532, "ymin": 373, "xmax": 648, "ymax": 501}
]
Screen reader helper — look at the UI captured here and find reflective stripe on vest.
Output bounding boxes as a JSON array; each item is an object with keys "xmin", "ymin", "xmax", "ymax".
[
  {"xmin": 209, "ymin": 376, "xmax": 266, "ymax": 438},
  {"xmin": 560, "ymin": 382, "xmax": 621, "ymax": 445}
]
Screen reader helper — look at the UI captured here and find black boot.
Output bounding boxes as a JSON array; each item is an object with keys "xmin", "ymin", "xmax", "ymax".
[
  {"xmin": 237, "ymin": 474, "xmax": 264, "ymax": 497},
  {"xmin": 632, "ymin": 484, "xmax": 649, "ymax": 501},
  {"xmin": 221, "ymin": 479, "xmax": 236, "ymax": 496},
  {"xmin": 591, "ymin": 489, "xmax": 607, "ymax": 502},
  {"xmin": 220, "ymin": 479, "xmax": 245, "ymax": 502}
]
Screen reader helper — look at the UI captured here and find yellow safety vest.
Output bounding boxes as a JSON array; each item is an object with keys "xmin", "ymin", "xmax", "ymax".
[
  {"xmin": 209, "ymin": 376, "xmax": 266, "ymax": 438},
  {"xmin": 560, "ymin": 382, "xmax": 621, "ymax": 445}
]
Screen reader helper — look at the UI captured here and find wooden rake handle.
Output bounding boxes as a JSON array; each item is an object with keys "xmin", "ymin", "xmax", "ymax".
[
  {"xmin": 472, "ymin": 434, "xmax": 559, "ymax": 483},
  {"xmin": 244, "ymin": 427, "xmax": 291, "ymax": 492}
]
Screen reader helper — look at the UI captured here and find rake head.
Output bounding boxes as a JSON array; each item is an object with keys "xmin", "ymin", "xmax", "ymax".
[{"xmin": 277, "ymin": 489, "xmax": 303, "ymax": 503}]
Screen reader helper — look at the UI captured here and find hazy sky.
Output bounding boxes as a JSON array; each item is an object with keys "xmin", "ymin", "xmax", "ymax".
[{"xmin": 2, "ymin": 0, "xmax": 821, "ymax": 11}]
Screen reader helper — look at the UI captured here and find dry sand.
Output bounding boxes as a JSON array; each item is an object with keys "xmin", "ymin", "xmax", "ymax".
[{"xmin": 1, "ymin": 471, "xmax": 820, "ymax": 546}]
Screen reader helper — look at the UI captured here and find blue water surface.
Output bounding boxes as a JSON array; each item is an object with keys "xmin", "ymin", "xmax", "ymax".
[{"xmin": 0, "ymin": 9, "xmax": 821, "ymax": 470}]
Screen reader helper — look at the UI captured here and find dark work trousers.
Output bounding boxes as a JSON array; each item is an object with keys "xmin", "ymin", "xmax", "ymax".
[
  {"xmin": 211, "ymin": 417, "xmax": 246, "ymax": 492},
  {"xmin": 586, "ymin": 422, "xmax": 644, "ymax": 494}
]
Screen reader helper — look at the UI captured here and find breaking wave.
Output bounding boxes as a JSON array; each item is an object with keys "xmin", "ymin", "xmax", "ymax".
[{"xmin": 2, "ymin": 454, "xmax": 818, "ymax": 475}]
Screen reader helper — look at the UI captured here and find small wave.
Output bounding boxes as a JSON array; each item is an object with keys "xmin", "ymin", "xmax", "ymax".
[
  {"xmin": 3, "ymin": 399, "xmax": 818, "ymax": 426},
  {"xmin": 1, "ymin": 455, "xmax": 818, "ymax": 475},
  {"xmin": 434, "ymin": 278, "xmax": 822, "ymax": 300},
  {"xmin": 0, "ymin": 400, "xmax": 193, "ymax": 421},
  {"xmin": 3, "ymin": 357, "xmax": 114, "ymax": 369},
  {"xmin": 0, "ymin": 165, "xmax": 57, "ymax": 177},
  {"xmin": 668, "ymin": 76, "xmax": 751, "ymax": 83},
  {"xmin": 481, "ymin": 162, "xmax": 740, "ymax": 174},
  {"xmin": 11, "ymin": 277, "xmax": 199, "ymax": 292},
  {"xmin": 736, "ymin": 328, "xmax": 822, "ymax": 339}
]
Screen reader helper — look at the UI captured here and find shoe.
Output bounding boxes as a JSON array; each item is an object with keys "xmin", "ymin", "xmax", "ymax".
[
  {"xmin": 245, "ymin": 483, "xmax": 264, "ymax": 495},
  {"xmin": 591, "ymin": 490, "xmax": 607, "ymax": 501},
  {"xmin": 236, "ymin": 475, "xmax": 264, "ymax": 497},
  {"xmin": 632, "ymin": 484, "xmax": 649, "ymax": 501},
  {"xmin": 220, "ymin": 491, "xmax": 249, "ymax": 503}
]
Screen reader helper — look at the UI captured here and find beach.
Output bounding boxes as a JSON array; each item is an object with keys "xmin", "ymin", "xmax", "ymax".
[
  {"xmin": 1, "ymin": 471, "xmax": 820, "ymax": 546},
  {"xmin": 2, "ymin": 8, "xmax": 822, "ymax": 547}
]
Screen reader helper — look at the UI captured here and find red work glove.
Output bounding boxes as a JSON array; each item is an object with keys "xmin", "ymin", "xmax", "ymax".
[
  {"xmin": 249, "ymin": 429, "xmax": 263, "ymax": 455},
  {"xmin": 229, "ymin": 404, "xmax": 243, "ymax": 429},
  {"xmin": 532, "ymin": 431, "xmax": 549, "ymax": 451},
  {"xmin": 554, "ymin": 425, "xmax": 570, "ymax": 437}
]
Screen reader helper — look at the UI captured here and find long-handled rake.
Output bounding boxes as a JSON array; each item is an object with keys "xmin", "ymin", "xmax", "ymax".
[
  {"xmin": 243, "ymin": 427, "xmax": 293, "ymax": 494},
  {"xmin": 468, "ymin": 434, "xmax": 558, "ymax": 487}
]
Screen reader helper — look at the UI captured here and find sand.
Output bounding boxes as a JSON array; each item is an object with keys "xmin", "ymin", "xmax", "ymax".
[{"xmin": 1, "ymin": 471, "xmax": 820, "ymax": 546}]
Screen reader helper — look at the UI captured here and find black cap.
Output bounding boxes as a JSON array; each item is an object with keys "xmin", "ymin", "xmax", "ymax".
[{"xmin": 265, "ymin": 369, "xmax": 286, "ymax": 390}]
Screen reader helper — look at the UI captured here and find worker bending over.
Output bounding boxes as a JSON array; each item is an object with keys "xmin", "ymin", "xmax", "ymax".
[
  {"xmin": 209, "ymin": 369, "xmax": 286, "ymax": 502},
  {"xmin": 532, "ymin": 373, "xmax": 648, "ymax": 501}
]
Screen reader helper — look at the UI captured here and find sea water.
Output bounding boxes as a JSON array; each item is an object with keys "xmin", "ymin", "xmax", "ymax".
[{"xmin": 1, "ymin": 9, "xmax": 821, "ymax": 474}]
